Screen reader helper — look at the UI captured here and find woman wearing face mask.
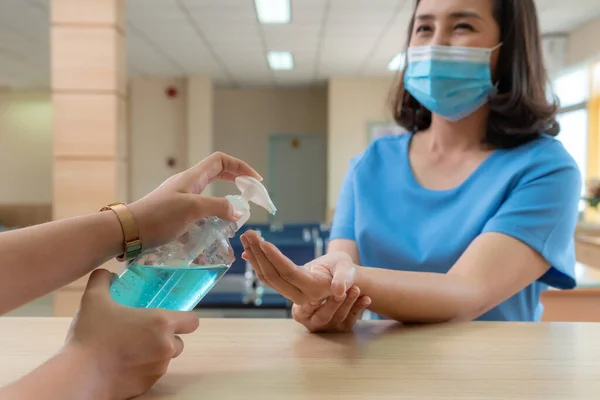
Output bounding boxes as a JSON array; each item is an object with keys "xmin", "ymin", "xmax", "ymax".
[{"xmin": 240, "ymin": 0, "xmax": 581, "ymax": 332}]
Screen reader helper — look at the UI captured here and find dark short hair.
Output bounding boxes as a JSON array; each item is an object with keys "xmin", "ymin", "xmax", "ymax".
[{"xmin": 391, "ymin": 0, "xmax": 560, "ymax": 149}]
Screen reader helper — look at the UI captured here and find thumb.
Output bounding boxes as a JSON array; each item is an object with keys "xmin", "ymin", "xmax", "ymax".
[
  {"xmin": 330, "ymin": 261, "xmax": 356, "ymax": 300},
  {"xmin": 188, "ymin": 195, "xmax": 241, "ymax": 222},
  {"xmin": 84, "ymin": 268, "xmax": 113, "ymax": 296}
]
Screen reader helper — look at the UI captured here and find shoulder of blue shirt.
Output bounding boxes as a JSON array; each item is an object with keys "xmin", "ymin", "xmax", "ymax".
[{"xmin": 347, "ymin": 132, "xmax": 580, "ymax": 186}]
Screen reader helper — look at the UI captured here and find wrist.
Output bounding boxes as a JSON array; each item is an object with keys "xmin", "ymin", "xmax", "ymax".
[
  {"xmin": 0, "ymin": 344, "xmax": 114, "ymax": 400},
  {"xmin": 97, "ymin": 209, "xmax": 127, "ymax": 259},
  {"xmin": 99, "ymin": 202, "xmax": 142, "ymax": 262},
  {"xmin": 354, "ymin": 264, "xmax": 370, "ymax": 295},
  {"xmin": 61, "ymin": 343, "xmax": 116, "ymax": 397}
]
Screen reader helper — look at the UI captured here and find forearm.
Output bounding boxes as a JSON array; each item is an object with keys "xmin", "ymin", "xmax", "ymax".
[
  {"xmin": 355, "ymin": 266, "xmax": 487, "ymax": 323},
  {"xmin": 0, "ymin": 345, "xmax": 112, "ymax": 400},
  {"xmin": 0, "ymin": 212, "xmax": 123, "ymax": 314}
]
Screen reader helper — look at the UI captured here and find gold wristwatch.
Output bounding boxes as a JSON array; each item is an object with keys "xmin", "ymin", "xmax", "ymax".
[{"xmin": 100, "ymin": 202, "xmax": 142, "ymax": 262}]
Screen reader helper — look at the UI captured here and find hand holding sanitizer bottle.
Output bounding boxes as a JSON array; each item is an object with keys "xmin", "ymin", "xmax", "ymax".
[{"xmin": 109, "ymin": 176, "xmax": 276, "ymax": 311}]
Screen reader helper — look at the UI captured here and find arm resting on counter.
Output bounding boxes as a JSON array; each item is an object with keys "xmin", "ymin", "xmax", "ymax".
[
  {"xmin": 0, "ymin": 212, "xmax": 123, "ymax": 315},
  {"xmin": 330, "ymin": 232, "xmax": 551, "ymax": 323},
  {"xmin": 0, "ymin": 345, "xmax": 111, "ymax": 400}
]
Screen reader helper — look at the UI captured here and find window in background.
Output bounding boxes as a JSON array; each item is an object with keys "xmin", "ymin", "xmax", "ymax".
[
  {"xmin": 556, "ymin": 109, "xmax": 588, "ymax": 211},
  {"xmin": 552, "ymin": 67, "xmax": 590, "ymax": 108},
  {"xmin": 585, "ymin": 61, "xmax": 600, "ymax": 220},
  {"xmin": 552, "ymin": 65, "xmax": 591, "ymax": 213}
]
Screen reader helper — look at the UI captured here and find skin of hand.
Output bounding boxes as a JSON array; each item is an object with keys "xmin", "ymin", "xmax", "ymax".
[
  {"xmin": 0, "ymin": 152, "xmax": 262, "ymax": 398},
  {"xmin": 0, "ymin": 151, "xmax": 263, "ymax": 315},
  {"xmin": 240, "ymin": 230, "xmax": 370, "ymax": 333},
  {"xmin": 290, "ymin": 287, "xmax": 371, "ymax": 333},
  {"xmin": 66, "ymin": 270, "xmax": 201, "ymax": 399},
  {"xmin": 0, "ymin": 270, "xmax": 200, "ymax": 400},
  {"xmin": 128, "ymin": 151, "xmax": 264, "ymax": 250},
  {"xmin": 243, "ymin": 229, "xmax": 553, "ymax": 326}
]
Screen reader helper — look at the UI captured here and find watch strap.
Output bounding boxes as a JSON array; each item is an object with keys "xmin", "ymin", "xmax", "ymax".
[{"xmin": 100, "ymin": 202, "xmax": 142, "ymax": 262}]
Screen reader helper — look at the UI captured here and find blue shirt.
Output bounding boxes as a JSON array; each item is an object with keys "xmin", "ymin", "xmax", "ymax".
[{"xmin": 330, "ymin": 133, "xmax": 581, "ymax": 321}]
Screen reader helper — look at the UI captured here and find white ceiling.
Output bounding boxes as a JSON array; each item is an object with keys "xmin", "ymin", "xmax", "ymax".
[{"xmin": 0, "ymin": 0, "xmax": 600, "ymax": 89}]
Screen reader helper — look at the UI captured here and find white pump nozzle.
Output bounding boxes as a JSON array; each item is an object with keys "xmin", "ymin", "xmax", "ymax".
[
  {"xmin": 235, "ymin": 176, "xmax": 277, "ymax": 214},
  {"xmin": 226, "ymin": 176, "xmax": 277, "ymax": 230}
]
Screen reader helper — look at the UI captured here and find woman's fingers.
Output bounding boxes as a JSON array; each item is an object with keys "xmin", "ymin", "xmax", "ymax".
[
  {"xmin": 241, "ymin": 232, "xmax": 308, "ymax": 304},
  {"xmin": 241, "ymin": 230, "xmax": 341, "ymax": 303},
  {"xmin": 163, "ymin": 311, "xmax": 200, "ymax": 335},
  {"xmin": 291, "ymin": 301, "xmax": 324, "ymax": 322},
  {"xmin": 184, "ymin": 152, "xmax": 262, "ymax": 194},
  {"xmin": 340, "ymin": 296, "xmax": 372, "ymax": 331},
  {"xmin": 172, "ymin": 335, "xmax": 184, "ymax": 358},
  {"xmin": 259, "ymin": 240, "xmax": 316, "ymax": 289},
  {"xmin": 241, "ymin": 234, "xmax": 266, "ymax": 282},
  {"xmin": 326, "ymin": 286, "xmax": 361, "ymax": 328},
  {"xmin": 292, "ymin": 298, "xmax": 344, "ymax": 333},
  {"xmin": 330, "ymin": 261, "xmax": 357, "ymax": 300},
  {"xmin": 306, "ymin": 294, "xmax": 348, "ymax": 332},
  {"xmin": 187, "ymin": 195, "xmax": 239, "ymax": 222},
  {"xmin": 292, "ymin": 289, "xmax": 370, "ymax": 333},
  {"xmin": 192, "ymin": 152, "xmax": 262, "ymax": 183},
  {"xmin": 240, "ymin": 236, "xmax": 260, "ymax": 268},
  {"xmin": 245, "ymin": 230, "xmax": 329, "ymax": 294},
  {"xmin": 209, "ymin": 171, "xmax": 251, "ymax": 184}
]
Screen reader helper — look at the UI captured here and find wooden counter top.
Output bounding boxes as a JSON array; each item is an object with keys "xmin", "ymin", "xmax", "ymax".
[{"xmin": 2, "ymin": 318, "xmax": 600, "ymax": 399}]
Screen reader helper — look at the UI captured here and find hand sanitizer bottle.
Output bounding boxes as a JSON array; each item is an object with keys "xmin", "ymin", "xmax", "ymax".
[{"xmin": 109, "ymin": 176, "xmax": 276, "ymax": 311}]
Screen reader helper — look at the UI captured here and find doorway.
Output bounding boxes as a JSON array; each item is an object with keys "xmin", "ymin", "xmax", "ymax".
[{"xmin": 268, "ymin": 134, "xmax": 327, "ymax": 224}]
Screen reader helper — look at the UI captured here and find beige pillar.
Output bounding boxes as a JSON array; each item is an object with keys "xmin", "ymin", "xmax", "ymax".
[{"xmin": 51, "ymin": 0, "xmax": 127, "ymax": 316}]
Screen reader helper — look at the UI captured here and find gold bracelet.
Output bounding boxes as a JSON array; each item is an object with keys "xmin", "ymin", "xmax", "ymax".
[{"xmin": 99, "ymin": 202, "xmax": 142, "ymax": 262}]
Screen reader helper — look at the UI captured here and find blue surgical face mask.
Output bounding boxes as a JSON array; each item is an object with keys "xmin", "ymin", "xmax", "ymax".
[{"xmin": 403, "ymin": 44, "xmax": 502, "ymax": 122}]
